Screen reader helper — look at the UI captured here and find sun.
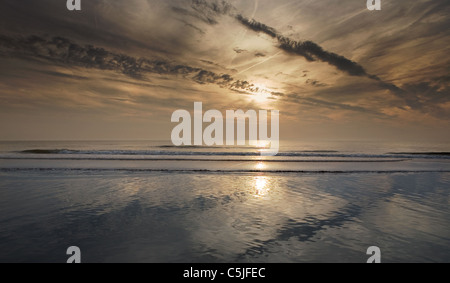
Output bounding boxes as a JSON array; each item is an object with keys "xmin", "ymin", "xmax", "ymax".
[{"xmin": 249, "ymin": 82, "xmax": 277, "ymax": 106}]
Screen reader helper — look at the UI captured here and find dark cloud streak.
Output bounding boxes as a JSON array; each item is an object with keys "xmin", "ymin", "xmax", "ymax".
[
  {"xmin": 236, "ymin": 14, "xmax": 370, "ymax": 77},
  {"xmin": 0, "ymin": 34, "xmax": 263, "ymax": 97},
  {"xmin": 235, "ymin": 15, "xmax": 278, "ymax": 38}
]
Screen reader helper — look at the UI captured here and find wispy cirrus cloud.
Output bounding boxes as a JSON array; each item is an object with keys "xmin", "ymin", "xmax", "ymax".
[
  {"xmin": 191, "ymin": 0, "xmax": 403, "ymax": 92},
  {"xmin": 186, "ymin": 0, "xmax": 450, "ymax": 121},
  {"xmin": 190, "ymin": 1, "xmax": 367, "ymax": 75}
]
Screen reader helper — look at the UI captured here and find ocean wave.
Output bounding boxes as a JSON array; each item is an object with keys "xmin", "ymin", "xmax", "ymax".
[
  {"xmin": 20, "ymin": 149, "xmax": 75, "ymax": 154},
  {"xmin": 157, "ymin": 145, "xmax": 339, "ymax": 153},
  {"xmin": 16, "ymin": 149, "xmax": 450, "ymax": 159},
  {"xmin": 0, "ymin": 156, "xmax": 407, "ymax": 162},
  {"xmin": 157, "ymin": 145, "xmax": 257, "ymax": 149},
  {"xmin": 389, "ymin": 152, "xmax": 450, "ymax": 156}
]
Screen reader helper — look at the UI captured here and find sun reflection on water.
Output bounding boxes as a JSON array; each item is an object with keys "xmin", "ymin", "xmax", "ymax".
[
  {"xmin": 254, "ymin": 176, "xmax": 270, "ymax": 198},
  {"xmin": 255, "ymin": 162, "xmax": 266, "ymax": 170}
]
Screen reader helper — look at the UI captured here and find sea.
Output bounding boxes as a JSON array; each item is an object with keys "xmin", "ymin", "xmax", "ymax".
[{"xmin": 0, "ymin": 140, "xmax": 449, "ymax": 263}]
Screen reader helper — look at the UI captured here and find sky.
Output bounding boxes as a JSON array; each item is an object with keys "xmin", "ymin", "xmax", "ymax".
[{"xmin": 0, "ymin": 0, "xmax": 449, "ymax": 142}]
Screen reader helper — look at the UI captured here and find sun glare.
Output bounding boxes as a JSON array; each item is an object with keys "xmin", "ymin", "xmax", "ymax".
[
  {"xmin": 255, "ymin": 162, "xmax": 266, "ymax": 170},
  {"xmin": 249, "ymin": 83, "xmax": 277, "ymax": 105},
  {"xmin": 256, "ymin": 140, "xmax": 270, "ymax": 148}
]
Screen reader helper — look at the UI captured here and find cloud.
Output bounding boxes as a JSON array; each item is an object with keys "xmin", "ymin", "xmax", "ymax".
[
  {"xmin": 305, "ymin": 79, "xmax": 327, "ymax": 87},
  {"xmin": 187, "ymin": 0, "xmax": 408, "ymax": 95},
  {"xmin": 235, "ymin": 13, "xmax": 376, "ymax": 79},
  {"xmin": 192, "ymin": 70, "xmax": 233, "ymax": 85},
  {"xmin": 0, "ymin": 34, "xmax": 271, "ymax": 97},
  {"xmin": 191, "ymin": 0, "xmax": 236, "ymax": 16},
  {"xmin": 277, "ymin": 36, "xmax": 368, "ymax": 76},
  {"xmin": 286, "ymin": 94, "xmax": 391, "ymax": 118},
  {"xmin": 1, "ymin": 0, "xmax": 448, "ymax": 128},
  {"xmin": 235, "ymin": 14, "xmax": 278, "ymax": 38},
  {"xmin": 233, "ymin": 47, "xmax": 247, "ymax": 54},
  {"xmin": 399, "ymin": 81, "xmax": 450, "ymax": 119},
  {"xmin": 183, "ymin": 0, "xmax": 450, "ymax": 120},
  {"xmin": 172, "ymin": 6, "xmax": 219, "ymax": 25},
  {"xmin": 185, "ymin": 0, "xmax": 450, "ymax": 122},
  {"xmin": 186, "ymin": 0, "xmax": 236, "ymax": 25},
  {"xmin": 37, "ymin": 70, "xmax": 90, "ymax": 80},
  {"xmin": 190, "ymin": 1, "xmax": 371, "ymax": 77}
]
